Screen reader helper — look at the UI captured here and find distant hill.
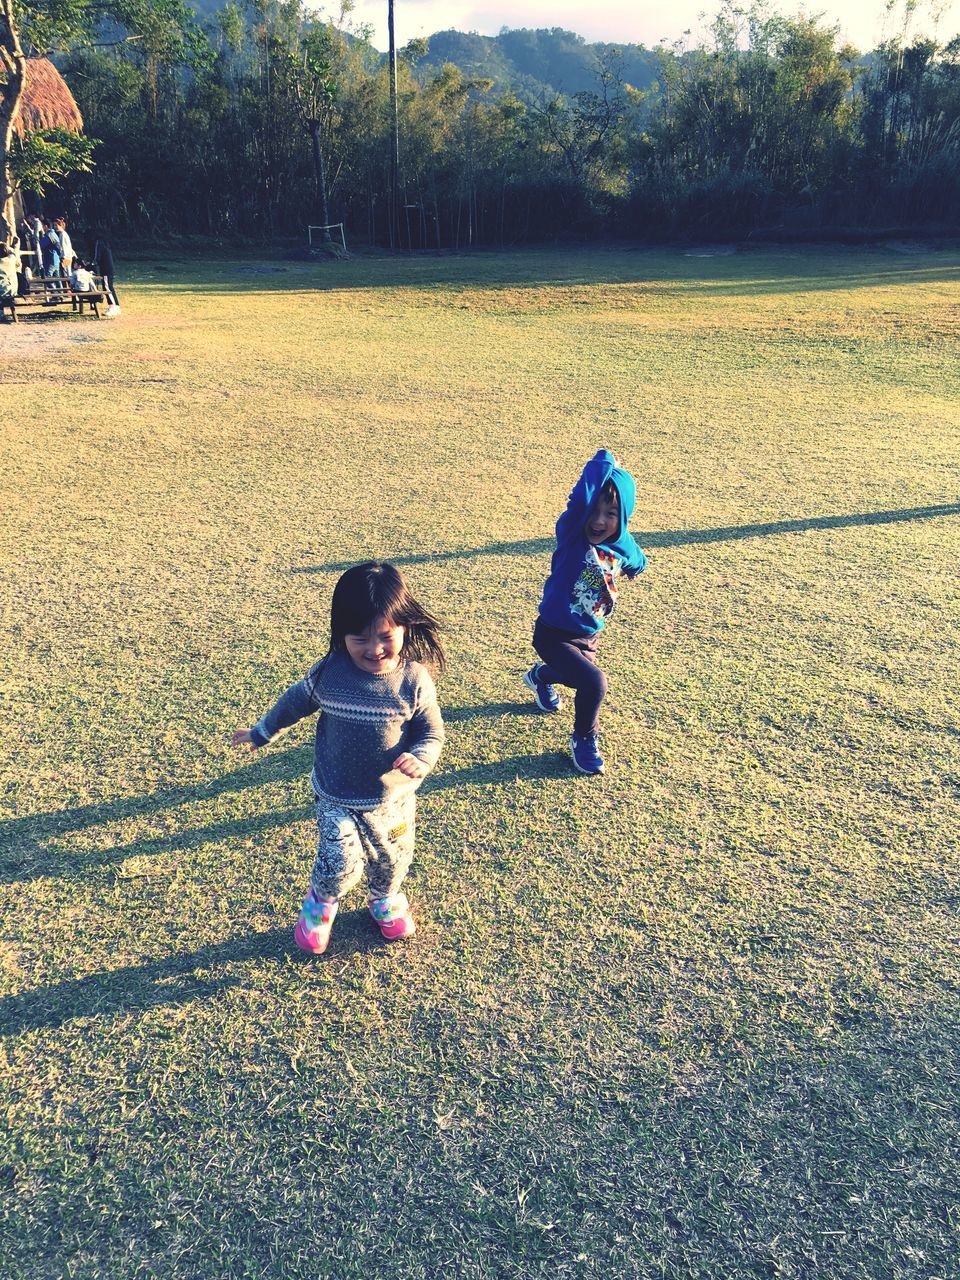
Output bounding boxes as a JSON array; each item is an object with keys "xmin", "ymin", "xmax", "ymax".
[
  {"xmin": 186, "ymin": 7, "xmax": 661, "ymax": 102},
  {"xmin": 409, "ymin": 27, "xmax": 661, "ymax": 101}
]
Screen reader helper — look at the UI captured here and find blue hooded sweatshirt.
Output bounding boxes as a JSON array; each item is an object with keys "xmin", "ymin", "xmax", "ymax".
[{"xmin": 538, "ymin": 450, "xmax": 647, "ymax": 636}]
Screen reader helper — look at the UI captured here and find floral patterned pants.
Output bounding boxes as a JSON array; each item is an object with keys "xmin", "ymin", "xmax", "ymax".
[{"xmin": 310, "ymin": 792, "xmax": 416, "ymax": 901}]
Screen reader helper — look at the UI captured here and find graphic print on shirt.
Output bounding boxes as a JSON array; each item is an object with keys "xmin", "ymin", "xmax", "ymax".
[{"xmin": 570, "ymin": 547, "xmax": 622, "ymax": 621}]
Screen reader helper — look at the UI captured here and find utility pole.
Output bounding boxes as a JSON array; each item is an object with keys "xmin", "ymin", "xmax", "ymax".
[{"xmin": 388, "ymin": 0, "xmax": 400, "ymax": 249}]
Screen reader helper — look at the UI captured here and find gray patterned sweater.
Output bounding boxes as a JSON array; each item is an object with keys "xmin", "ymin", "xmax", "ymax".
[{"xmin": 250, "ymin": 651, "xmax": 444, "ymax": 811}]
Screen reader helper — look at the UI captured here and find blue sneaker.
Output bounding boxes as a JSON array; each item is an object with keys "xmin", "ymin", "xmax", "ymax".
[
  {"xmin": 569, "ymin": 733, "xmax": 604, "ymax": 775},
  {"xmin": 523, "ymin": 664, "xmax": 562, "ymax": 713}
]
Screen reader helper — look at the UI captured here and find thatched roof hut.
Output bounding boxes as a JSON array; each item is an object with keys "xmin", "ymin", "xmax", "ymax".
[{"xmin": 11, "ymin": 58, "xmax": 83, "ymax": 135}]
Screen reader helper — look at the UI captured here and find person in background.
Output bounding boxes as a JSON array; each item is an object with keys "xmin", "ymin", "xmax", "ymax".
[
  {"xmin": 69, "ymin": 258, "xmax": 95, "ymax": 292},
  {"xmin": 92, "ymin": 232, "xmax": 120, "ymax": 317},
  {"xmin": 19, "ymin": 213, "xmax": 40, "ymax": 267},
  {"xmin": 39, "ymin": 219, "xmax": 62, "ymax": 283},
  {"xmin": 9, "ymin": 236, "xmax": 30, "ymax": 296},
  {"xmin": 55, "ymin": 218, "xmax": 75, "ymax": 276},
  {"xmin": 0, "ymin": 242, "xmax": 18, "ymax": 318}
]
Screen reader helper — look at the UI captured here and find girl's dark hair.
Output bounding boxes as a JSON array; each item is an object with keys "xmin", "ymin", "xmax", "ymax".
[
  {"xmin": 329, "ymin": 562, "xmax": 445, "ymax": 672},
  {"xmin": 599, "ymin": 479, "xmax": 619, "ymax": 505}
]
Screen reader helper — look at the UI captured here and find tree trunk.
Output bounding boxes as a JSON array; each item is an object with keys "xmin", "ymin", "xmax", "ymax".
[
  {"xmin": 309, "ymin": 120, "xmax": 331, "ymax": 239},
  {"xmin": 0, "ymin": 0, "xmax": 27, "ymax": 239}
]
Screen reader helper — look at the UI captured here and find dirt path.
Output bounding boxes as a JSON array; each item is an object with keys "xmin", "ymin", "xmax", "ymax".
[{"xmin": 0, "ymin": 320, "xmax": 108, "ymax": 360}]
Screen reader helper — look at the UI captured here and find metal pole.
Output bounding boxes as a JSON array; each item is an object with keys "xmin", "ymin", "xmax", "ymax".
[{"xmin": 388, "ymin": 0, "xmax": 399, "ymax": 250}]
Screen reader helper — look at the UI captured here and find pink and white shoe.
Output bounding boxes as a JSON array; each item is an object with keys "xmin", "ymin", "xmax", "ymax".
[
  {"xmin": 294, "ymin": 892, "xmax": 338, "ymax": 954},
  {"xmin": 368, "ymin": 892, "xmax": 416, "ymax": 942}
]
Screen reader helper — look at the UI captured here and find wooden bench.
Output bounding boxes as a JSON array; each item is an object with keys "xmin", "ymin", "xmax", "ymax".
[{"xmin": 1, "ymin": 274, "xmax": 107, "ymax": 323}]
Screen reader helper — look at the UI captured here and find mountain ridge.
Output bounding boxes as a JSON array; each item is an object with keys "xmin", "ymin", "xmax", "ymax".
[
  {"xmin": 187, "ymin": 7, "xmax": 661, "ymax": 101},
  {"xmin": 408, "ymin": 27, "xmax": 660, "ymax": 100}
]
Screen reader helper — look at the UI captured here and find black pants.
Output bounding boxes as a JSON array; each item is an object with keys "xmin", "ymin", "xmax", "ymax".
[{"xmin": 533, "ymin": 617, "xmax": 607, "ymax": 738}]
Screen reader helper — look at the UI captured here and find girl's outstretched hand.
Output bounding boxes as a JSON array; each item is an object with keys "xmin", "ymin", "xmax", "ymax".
[
  {"xmin": 231, "ymin": 727, "xmax": 257, "ymax": 751},
  {"xmin": 393, "ymin": 752, "xmax": 428, "ymax": 779}
]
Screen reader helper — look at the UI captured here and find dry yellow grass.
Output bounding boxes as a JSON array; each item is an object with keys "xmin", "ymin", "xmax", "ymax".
[{"xmin": 1, "ymin": 245, "xmax": 959, "ymax": 1279}]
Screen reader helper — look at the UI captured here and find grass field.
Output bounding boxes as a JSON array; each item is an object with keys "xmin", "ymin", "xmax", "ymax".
[{"xmin": 2, "ymin": 243, "xmax": 959, "ymax": 1280}]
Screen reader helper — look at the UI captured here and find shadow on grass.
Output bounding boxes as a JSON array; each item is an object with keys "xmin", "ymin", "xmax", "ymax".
[
  {"xmin": 2, "ymin": 745, "xmax": 566, "ymax": 884},
  {"xmin": 292, "ymin": 539, "xmax": 554, "ymax": 574},
  {"xmin": 444, "ymin": 701, "xmax": 543, "ymax": 722},
  {"xmin": 0, "ymin": 744, "xmax": 314, "ymax": 859},
  {"xmin": 0, "ymin": 916, "xmax": 400, "ymax": 1037},
  {"xmin": 128, "ymin": 254, "xmax": 960, "ymax": 300},
  {"xmin": 672, "ymin": 264, "xmax": 960, "ymax": 296},
  {"xmin": 0, "ymin": 697, "xmax": 542, "ymax": 863},
  {"xmin": 294, "ymin": 501, "xmax": 960, "ymax": 573},
  {"xmin": 0, "ymin": 751, "xmax": 571, "ymax": 1032}
]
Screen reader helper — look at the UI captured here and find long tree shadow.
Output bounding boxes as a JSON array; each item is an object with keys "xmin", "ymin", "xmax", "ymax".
[
  {"xmin": 674, "ymin": 263, "xmax": 960, "ymax": 296},
  {"xmin": 0, "ymin": 919, "xmax": 398, "ymax": 1038},
  {"xmin": 293, "ymin": 501, "xmax": 960, "ymax": 574},
  {"xmin": 291, "ymin": 538, "xmax": 555, "ymax": 574},
  {"xmin": 443, "ymin": 701, "xmax": 543, "ymax": 723},
  {"xmin": 0, "ymin": 745, "xmax": 314, "ymax": 868},
  {"xmin": 0, "ymin": 928, "xmax": 291, "ymax": 1036},
  {"xmin": 127, "ymin": 253, "xmax": 960, "ymax": 300},
  {"xmin": 2, "ymin": 748, "xmax": 567, "ymax": 885}
]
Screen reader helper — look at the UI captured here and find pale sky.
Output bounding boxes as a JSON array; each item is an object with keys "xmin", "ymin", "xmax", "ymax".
[{"xmin": 340, "ymin": 0, "xmax": 960, "ymax": 54}]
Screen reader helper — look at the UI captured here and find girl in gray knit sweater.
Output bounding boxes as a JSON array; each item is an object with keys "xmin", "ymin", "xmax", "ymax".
[{"xmin": 232, "ymin": 562, "xmax": 445, "ymax": 955}]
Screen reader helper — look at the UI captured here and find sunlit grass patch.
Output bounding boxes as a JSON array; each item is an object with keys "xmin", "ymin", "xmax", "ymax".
[{"xmin": 1, "ymin": 244, "xmax": 959, "ymax": 1279}]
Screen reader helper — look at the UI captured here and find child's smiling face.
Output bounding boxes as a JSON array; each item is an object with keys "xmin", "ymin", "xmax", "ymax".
[
  {"xmin": 344, "ymin": 615, "xmax": 405, "ymax": 674},
  {"xmin": 585, "ymin": 489, "xmax": 620, "ymax": 545}
]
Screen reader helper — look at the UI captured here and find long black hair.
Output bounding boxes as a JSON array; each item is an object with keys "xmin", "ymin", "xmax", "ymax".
[{"xmin": 329, "ymin": 562, "xmax": 445, "ymax": 672}]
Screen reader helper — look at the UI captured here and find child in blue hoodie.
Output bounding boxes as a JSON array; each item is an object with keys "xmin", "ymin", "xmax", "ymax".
[{"xmin": 524, "ymin": 449, "xmax": 647, "ymax": 775}]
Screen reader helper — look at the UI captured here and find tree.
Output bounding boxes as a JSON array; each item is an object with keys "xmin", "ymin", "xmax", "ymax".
[
  {"xmin": 636, "ymin": 3, "xmax": 859, "ymax": 232},
  {"xmin": 9, "ymin": 125, "xmax": 95, "ymax": 214},
  {"xmin": 1, "ymin": 0, "xmax": 204, "ymax": 235},
  {"xmin": 277, "ymin": 16, "xmax": 349, "ymax": 239},
  {"xmin": 1, "ymin": 0, "xmax": 29, "ymax": 232},
  {"xmin": 531, "ymin": 46, "xmax": 629, "ymax": 220}
]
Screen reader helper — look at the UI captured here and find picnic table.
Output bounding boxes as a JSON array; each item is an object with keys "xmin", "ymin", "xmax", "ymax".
[{"xmin": 1, "ymin": 273, "xmax": 108, "ymax": 323}]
